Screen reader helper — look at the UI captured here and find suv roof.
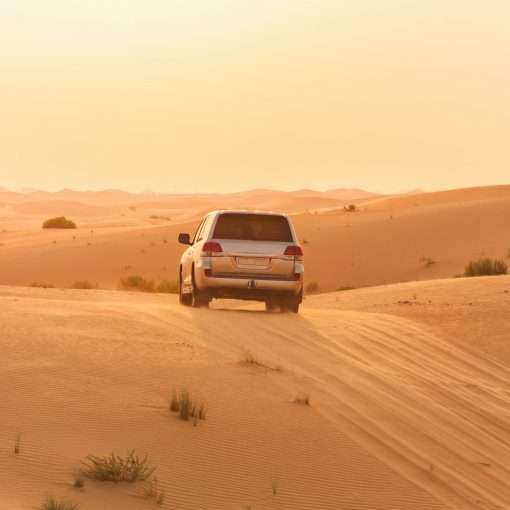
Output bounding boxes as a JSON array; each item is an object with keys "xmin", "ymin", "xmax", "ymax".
[{"xmin": 208, "ymin": 209, "xmax": 289, "ymax": 218}]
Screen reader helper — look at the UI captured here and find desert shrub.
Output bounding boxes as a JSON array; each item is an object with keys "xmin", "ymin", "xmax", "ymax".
[
  {"xmin": 420, "ymin": 256, "xmax": 436, "ymax": 268},
  {"xmin": 119, "ymin": 275, "xmax": 155, "ymax": 292},
  {"xmin": 305, "ymin": 281, "xmax": 320, "ymax": 294},
  {"xmin": 169, "ymin": 389, "xmax": 207, "ymax": 422},
  {"xmin": 156, "ymin": 280, "xmax": 179, "ymax": 294},
  {"xmin": 30, "ymin": 282, "xmax": 54, "ymax": 289},
  {"xmin": 344, "ymin": 204, "xmax": 357, "ymax": 212},
  {"xmin": 143, "ymin": 478, "xmax": 166, "ymax": 505},
  {"xmin": 42, "ymin": 216, "xmax": 76, "ymax": 229},
  {"xmin": 39, "ymin": 496, "xmax": 78, "ymax": 510},
  {"xmin": 71, "ymin": 280, "xmax": 97, "ymax": 290},
  {"xmin": 464, "ymin": 258, "xmax": 508, "ymax": 277},
  {"xmin": 81, "ymin": 450, "xmax": 155, "ymax": 483}
]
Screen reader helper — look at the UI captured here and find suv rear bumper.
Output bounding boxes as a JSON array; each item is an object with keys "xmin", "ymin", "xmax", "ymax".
[{"xmin": 194, "ymin": 266, "xmax": 303, "ymax": 300}]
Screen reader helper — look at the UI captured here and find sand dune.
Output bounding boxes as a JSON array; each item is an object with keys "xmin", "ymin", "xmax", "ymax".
[
  {"xmin": 295, "ymin": 194, "xmax": 510, "ymax": 290},
  {"xmin": 0, "ymin": 187, "xmax": 378, "ymax": 209},
  {"xmin": 363, "ymin": 184, "xmax": 510, "ymax": 212},
  {"xmin": 0, "ymin": 191, "xmax": 27, "ymax": 205},
  {"xmin": 13, "ymin": 200, "xmax": 116, "ymax": 217},
  {"xmin": 312, "ymin": 276, "xmax": 510, "ymax": 368},
  {"xmin": 20, "ymin": 189, "xmax": 156, "ymax": 207},
  {"xmin": 129, "ymin": 190, "xmax": 372, "ymax": 216},
  {"xmin": 1, "ymin": 185, "xmax": 509, "ymax": 509},
  {"xmin": 1, "ymin": 276, "xmax": 509, "ymax": 509},
  {"xmin": 0, "ymin": 185, "xmax": 508, "ymax": 291}
]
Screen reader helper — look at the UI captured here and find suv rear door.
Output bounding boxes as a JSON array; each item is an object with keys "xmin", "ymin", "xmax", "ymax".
[{"xmin": 208, "ymin": 213, "xmax": 299, "ymax": 280}]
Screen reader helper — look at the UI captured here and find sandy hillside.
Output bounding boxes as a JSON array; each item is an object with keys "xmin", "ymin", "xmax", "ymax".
[
  {"xmin": 294, "ymin": 185, "xmax": 510, "ymax": 290},
  {"xmin": 0, "ymin": 185, "xmax": 508, "ymax": 291},
  {"xmin": 1, "ymin": 275, "xmax": 510, "ymax": 510},
  {"xmin": 363, "ymin": 184, "xmax": 510, "ymax": 212},
  {"xmin": 0, "ymin": 186, "xmax": 379, "ymax": 288},
  {"xmin": 309, "ymin": 275, "xmax": 510, "ymax": 363}
]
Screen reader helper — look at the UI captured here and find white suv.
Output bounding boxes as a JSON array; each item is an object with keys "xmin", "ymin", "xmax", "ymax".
[{"xmin": 178, "ymin": 210, "xmax": 304, "ymax": 312}]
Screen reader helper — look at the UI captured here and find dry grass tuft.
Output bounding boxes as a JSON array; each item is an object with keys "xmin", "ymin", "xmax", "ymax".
[
  {"xmin": 119, "ymin": 275, "xmax": 155, "ymax": 292},
  {"xmin": 198, "ymin": 402, "xmax": 207, "ymax": 421},
  {"xmin": 293, "ymin": 394, "xmax": 311, "ymax": 406},
  {"xmin": 243, "ymin": 351, "xmax": 265, "ymax": 368},
  {"xmin": 464, "ymin": 258, "xmax": 508, "ymax": 277},
  {"xmin": 81, "ymin": 450, "xmax": 155, "ymax": 483},
  {"xmin": 420, "ymin": 256, "xmax": 436, "ymax": 268},
  {"xmin": 72, "ymin": 476, "xmax": 85, "ymax": 489},
  {"xmin": 305, "ymin": 281, "xmax": 320, "ymax": 295},
  {"xmin": 178, "ymin": 390, "xmax": 193, "ymax": 421},
  {"xmin": 71, "ymin": 280, "xmax": 98, "ymax": 290},
  {"xmin": 155, "ymin": 280, "xmax": 179, "ymax": 294},
  {"xmin": 142, "ymin": 477, "xmax": 166, "ymax": 506},
  {"xmin": 30, "ymin": 282, "xmax": 54, "ymax": 289},
  {"xmin": 14, "ymin": 434, "xmax": 21, "ymax": 455},
  {"xmin": 169, "ymin": 390, "xmax": 180, "ymax": 412},
  {"xmin": 119, "ymin": 275, "xmax": 179, "ymax": 294},
  {"xmin": 39, "ymin": 496, "xmax": 78, "ymax": 510},
  {"xmin": 242, "ymin": 351, "xmax": 283, "ymax": 372},
  {"xmin": 150, "ymin": 215, "xmax": 171, "ymax": 221},
  {"xmin": 169, "ymin": 389, "xmax": 207, "ymax": 422}
]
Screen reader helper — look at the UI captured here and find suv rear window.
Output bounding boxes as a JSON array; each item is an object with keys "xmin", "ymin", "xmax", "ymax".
[{"xmin": 213, "ymin": 213, "xmax": 293, "ymax": 242}]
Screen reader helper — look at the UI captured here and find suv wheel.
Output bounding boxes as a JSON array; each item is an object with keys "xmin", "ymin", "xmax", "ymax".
[
  {"xmin": 281, "ymin": 292, "xmax": 301, "ymax": 314},
  {"xmin": 191, "ymin": 272, "xmax": 210, "ymax": 308},
  {"xmin": 282, "ymin": 301, "xmax": 300, "ymax": 314},
  {"xmin": 179, "ymin": 275, "xmax": 192, "ymax": 306}
]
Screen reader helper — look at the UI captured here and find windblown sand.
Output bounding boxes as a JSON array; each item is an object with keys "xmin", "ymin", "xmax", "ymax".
[
  {"xmin": 1, "ymin": 275, "xmax": 510, "ymax": 509},
  {"xmin": 1, "ymin": 185, "xmax": 510, "ymax": 509}
]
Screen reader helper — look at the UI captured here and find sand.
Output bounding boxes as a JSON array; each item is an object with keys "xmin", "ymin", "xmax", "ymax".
[
  {"xmin": 1, "ymin": 185, "xmax": 510, "ymax": 509},
  {"xmin": 0, "ymin": 185, "xmax": 509, "ymax": 291},
  {"xmin": 1, "ymin": 276, "xmax": 510, "ymax": 509}
]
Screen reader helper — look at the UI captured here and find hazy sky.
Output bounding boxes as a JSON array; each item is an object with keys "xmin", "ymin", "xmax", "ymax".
[{"xmin": 1, "ymin": 1, "xmax": 509, "ymax": 193}]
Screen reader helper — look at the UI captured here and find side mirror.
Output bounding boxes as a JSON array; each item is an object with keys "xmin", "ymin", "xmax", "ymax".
[{"xmin": 178, "ymin": 233, "xmax": 191, "ymax": 245}]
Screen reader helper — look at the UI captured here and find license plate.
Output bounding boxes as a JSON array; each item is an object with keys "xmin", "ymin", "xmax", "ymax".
[{"xmin": 237, "ymin": 257, "xmax": 269, "ymax": 266}]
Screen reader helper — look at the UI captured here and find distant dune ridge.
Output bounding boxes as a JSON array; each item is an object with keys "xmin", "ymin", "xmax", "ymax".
[
  {"xmin": 0, "ymin": 186, "xmax": 380, "ymax": 208},
  {"xmin": 14, "ymin": 200, "xmax": 114, "ymax": 217}
]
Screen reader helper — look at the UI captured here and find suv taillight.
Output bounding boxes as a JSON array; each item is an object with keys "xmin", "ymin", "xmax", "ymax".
[
  {"xmin": 202, "ymin": 241, "xmax": 223, "ymax": 255},
  {"xmin": 284, "ymin": 245, "xmax": 303, "ymax": 257}
]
